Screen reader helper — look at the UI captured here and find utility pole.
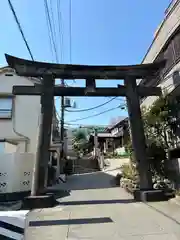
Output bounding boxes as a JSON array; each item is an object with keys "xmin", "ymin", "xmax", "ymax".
[{"xmin": 60, "ymin": 79, "xmax": 65, "ymax": 173}]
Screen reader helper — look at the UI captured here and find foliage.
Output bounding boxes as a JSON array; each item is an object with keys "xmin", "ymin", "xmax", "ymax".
[
  {"xmin": 125, "ymin": 95, "xmax": 180, "ymax": 178},
  {"xmin": 123, "ymin": 137, "xmax": 136, "ymax": 166},
  {"xmin": 105, "ymin": 151, "xmax": 130, "ymax": 159},
  {"xmin": 72, "ymin": 126, "xmax": 106, "ymax": 136},
  {"xmin": 142, "ymin": 95, "xmax": 180, "ymax": 149},
  {"xmin": 84, "ymin": 126, "xmax": 106, "ymax": 134},
  {"xmin": 142, "ymin": 95, "xmax": 180, "ymax": 177},
  {"xmin": 146, "ymin": 142, "xmax": 167, "ymax": 177},
  {"xmin": 73, "ymin": 128, "xmax": 87, "ymax": 140},
  {"xmin": 176, "ymin": 189, "xmax": 180, "ymax": 196},
  {"xmin": 121, "ymin": 163, "xmax": 139, "ymax": 182},
  {"xmin": 72, "ymin": 129, "xmax": 89, "ymax": 155}
]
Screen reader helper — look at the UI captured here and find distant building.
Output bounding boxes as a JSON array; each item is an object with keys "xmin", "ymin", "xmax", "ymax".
[{"xmin": 89, "ymin": 117, "xmax": 129, "ymax": 155}]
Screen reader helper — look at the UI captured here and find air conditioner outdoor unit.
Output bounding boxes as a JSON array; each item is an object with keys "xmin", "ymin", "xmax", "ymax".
[{"xmin": 64, "ymin": 98, "xmax": 71, "ymax": 108}]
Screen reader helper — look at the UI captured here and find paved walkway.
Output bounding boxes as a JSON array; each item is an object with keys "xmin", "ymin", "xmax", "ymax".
[{"xmin": 25, "ymin": 171, "xmax": 180, "ymax": 239}]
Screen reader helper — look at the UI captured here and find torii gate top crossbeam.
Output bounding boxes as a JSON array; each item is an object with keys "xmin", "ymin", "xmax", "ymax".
[{"xmin": 5, "ymin": 54, "xmax": 165, "ymax": 79}]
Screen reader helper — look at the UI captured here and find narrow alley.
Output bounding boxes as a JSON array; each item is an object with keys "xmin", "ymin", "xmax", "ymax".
[{"xmin": 25, "ymin": 170, "xmax": 180, "ymax": 240}]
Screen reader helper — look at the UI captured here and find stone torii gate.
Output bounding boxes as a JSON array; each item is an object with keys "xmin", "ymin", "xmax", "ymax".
[{"xmin": 5, "ymin": 54, "xmax": 165, "ymax": 204}]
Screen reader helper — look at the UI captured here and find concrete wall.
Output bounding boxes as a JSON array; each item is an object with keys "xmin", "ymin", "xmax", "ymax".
[
  {"xmin": 0, "ymin": 152, "xmax": 35, "ymax": 193},
  {"xmin": 0, "ymin": 72, "xmax": 41, "ymax": 155}
]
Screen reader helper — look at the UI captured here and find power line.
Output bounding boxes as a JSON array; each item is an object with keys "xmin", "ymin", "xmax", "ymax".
[
  {"xmin": 107, "ymin": 96, "xmax": 126, "ymax": 101},
  {"xmin": 65, "ymin": 97, "xmax": 121, "ymax": 112},
  {"xmin": 64, "ymin": 122, "xmax": 108, "ymax": 126},
  {"xmin": 44, "ymin": 1, "xmax": 54, "ymax": 61},
  {"xmin": 69, "ymin": 0, "xmax": 72, "ymax": 64},
  {"xmin": 49, "ymin": 0, "xmax": 58, "ymax": 53},
  {"xmin": 44, "ymin": 0, "xmax": 59, "ymax": 62},
  {"xmin": 68, "ymin": 0, "xmax": 75, "ymax": 84},
  {"xmin": 57, "ymin": 0, "xmax": 64, "ymax": 63},
  {"xmin": 68, "ymin": 104, "xmax": 126, "ymax": 123},
  {"xmin": 8, "ymin": 0, "xmax": 34, "ymax": 61}
]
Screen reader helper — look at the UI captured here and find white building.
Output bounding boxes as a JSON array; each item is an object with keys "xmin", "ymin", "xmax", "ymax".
[
  {"xmin": 0, "ymin": 67, "xmax": 60, "ymax": 195},
  {"xmin": 140, "ymin": 0, "xmax": 180, "ymax": 109},
  {"xmin": 0, "ymin": 67, "xmax": 42, "ymax": 154}
]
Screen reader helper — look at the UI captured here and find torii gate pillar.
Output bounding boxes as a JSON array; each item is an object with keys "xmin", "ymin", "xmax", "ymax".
[
  {"xmin": 125, "ymin": 77, "xmax": 152, "ymax": 189},
  {"xmin": 31, "ymin": 74, "xmax": 55, "ymax": 195}
]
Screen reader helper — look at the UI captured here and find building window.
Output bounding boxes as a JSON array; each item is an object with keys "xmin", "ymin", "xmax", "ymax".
[{"xmin": 0, "ymin": 97, "xmax": 13, "ymax": 119}]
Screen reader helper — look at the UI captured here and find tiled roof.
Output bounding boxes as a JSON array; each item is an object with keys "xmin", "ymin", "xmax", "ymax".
[
  {"xmin": 90, "ymin": 132, "xmax": 119, "ymax": 138},
  {"xmin": 107, "ymin": 116, "xmax": 128, "ymax": 130},
  {"xmin": 0, "ymin": 66, "xmax": 41, "ymax": 84}
]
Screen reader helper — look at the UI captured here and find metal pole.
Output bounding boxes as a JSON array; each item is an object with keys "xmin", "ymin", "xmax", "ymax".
[
  {"xmin": 31, "ymin": 74, "xmax": 55, "ymax": 195},
  {"xmin": 60, "ymin": 79, "xmax": 65, "ymax": 173},
  {"xmin": 94, "ymin": 129, "xmax": 98, "ymax": 159}
]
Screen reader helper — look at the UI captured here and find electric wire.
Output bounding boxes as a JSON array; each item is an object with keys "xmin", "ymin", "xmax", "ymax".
[
  {"xmin": 65, "ymin": 97, "xmax": 124, "ymax": 112},
  {"xmin": 44, "ymin": 1, "xmax": 54, "ymax": 61},
  {"xmin": 49, "ymin": 0, "xmax": 58, "ymax": 51},
  {"xmin": 64, "ymin": 78, "xmax": 178, "ymax": 124},
  {"xmin": 8, "ymin": 0, "xmax": 34, "ymax": 61},
  {"xmin": 45, "ymin": 0, "xmax": 64, "ymax": 122},
  {"xmin": 44, "ymin": 0, "xmax": 59, "ymax": 62},
  {"xmin": 67, "ymin": 104, "xmax": 126, "ymax": 123},
  {"xmin": 64, "ymin": 122, "xmax": 108, "ymax": 127},
  {"xmin": 57, "ymin": 0, "xmax": 64, "ymax": 63},
  {"xmin": 68, "ymin": 0, "xmax": 75, "ymax": 83},
  {"xmin": 69, "ymin": 0, "xmax": 72, "ymax": 64}
]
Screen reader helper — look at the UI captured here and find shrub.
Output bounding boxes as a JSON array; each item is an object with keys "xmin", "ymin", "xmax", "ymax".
[
  {"xmin": 176, "ymin": 190, "xmax": 180, "ymax": 196},
  {"xmin": 146, "ymin": 142, "xmax": 167, "ymax": 177},
  {"xmin": 121, "ymin": 163, "xmax": 139, "ymax": 182}
]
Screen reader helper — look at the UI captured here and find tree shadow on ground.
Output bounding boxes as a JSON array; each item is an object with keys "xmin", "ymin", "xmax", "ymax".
[
  {"xmin": 53, "ymin": 171, "xmax": 135, "ymax": 205},
  {"xmin": 58, "ymin": 171, "xmax": 119, "ymax": 191}
]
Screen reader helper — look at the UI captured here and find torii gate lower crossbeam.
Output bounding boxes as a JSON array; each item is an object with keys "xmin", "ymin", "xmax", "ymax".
[{"xmin": 5, "ymin": 54, "xmax": 166, "ymax": 204}]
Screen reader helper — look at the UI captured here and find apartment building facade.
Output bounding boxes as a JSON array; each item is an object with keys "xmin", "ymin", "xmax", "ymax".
[{"xmin": 140, "ymin": 0, "xmax": 180, "ymax": 109}]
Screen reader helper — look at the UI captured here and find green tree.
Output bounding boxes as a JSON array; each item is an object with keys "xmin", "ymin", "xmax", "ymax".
[
  {"xmin": 72, "ymin": 129, "xmax": 89, "ymax": 155},
  {"xmin": 142, "ymin": 95, "xmax": 180, "ymax": 177},
  {"xmin": 143, "ymin": 95, "xmax": 180, "ymax": 149},
  {"xmin": 125, "ymin": 95, "xmax": 180, "ymax": 178}
]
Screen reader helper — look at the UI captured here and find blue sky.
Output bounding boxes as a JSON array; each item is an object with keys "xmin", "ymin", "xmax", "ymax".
[{"xmin": 0, "ymin": 0, "xmax": 171, "ymax": 126}]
